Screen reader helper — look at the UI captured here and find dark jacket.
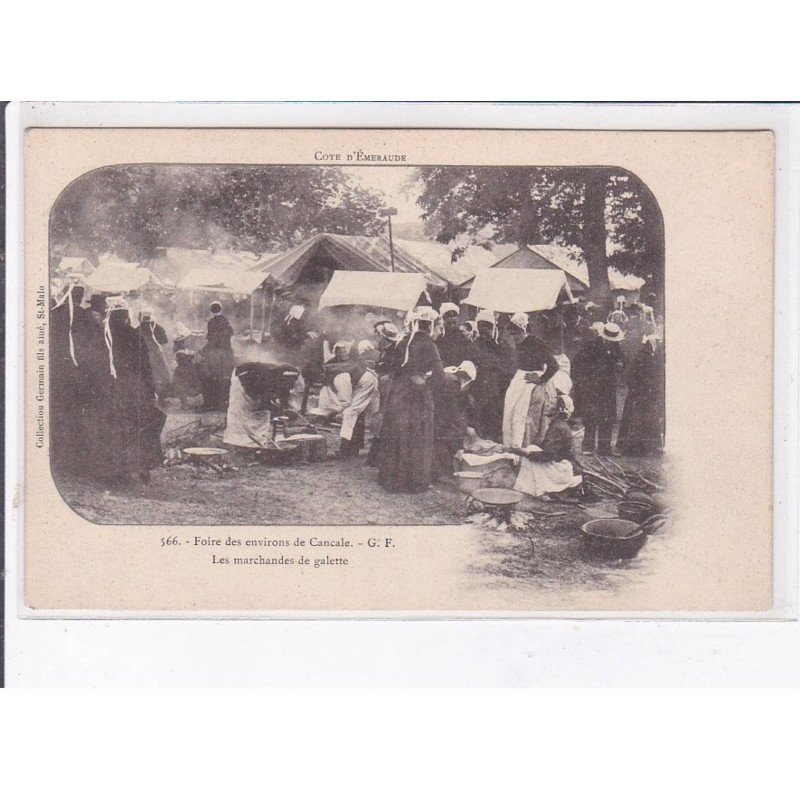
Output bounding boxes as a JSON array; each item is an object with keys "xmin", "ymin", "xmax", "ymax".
[
  {"xmin": 435, "ymin": 329, "xmax": 478, "ymax": 369},
  {"xmin": 572, "ymin": 339, "xmax": 624, "ymax": 422},
  {"xmin": 206, "ymin": 314, "xmax": 233, "ymax": 349}
]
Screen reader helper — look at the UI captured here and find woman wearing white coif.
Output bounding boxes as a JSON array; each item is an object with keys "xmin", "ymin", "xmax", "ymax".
[
  {"xmin": 137, "ymin": 308, "xmax": 171, "ymax": 400},
  {"xmin": 512, "ymin": 394, "xmax": 583, "ymax": 499},
  {"xmin": 86, "ymin": 298, "xmax": 166, "ymax": 485},
  {"xmin": 378, "ymin": 306, "xmax": 445, "ymax": 492},
  {"xmin": 471, "ymin": 309, "xmax": 516, "ymax": 441},
  {"xmin": 501, "ymin": 312, "xmax": 561, "ymax": 450}
]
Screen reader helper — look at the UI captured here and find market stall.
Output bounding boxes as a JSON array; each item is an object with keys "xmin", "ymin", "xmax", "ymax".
[
  {"xmin": 317, "ymin": 270, "xmax": 430, "ymax": 313},
  {"xmin": 463, "ymin": 268, "xmax": 573, "ymax": 313}
]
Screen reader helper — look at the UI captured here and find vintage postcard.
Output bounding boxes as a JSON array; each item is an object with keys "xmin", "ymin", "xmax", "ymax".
[{"xmin": 13, "ymin": 110, "xmax": 779, "ymax": 615}]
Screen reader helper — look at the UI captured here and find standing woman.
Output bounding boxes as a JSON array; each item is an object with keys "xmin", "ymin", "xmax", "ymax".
[
  {"xmin": 616, "ymin": 332, "xmax": 665, "ymax": 455},
  {"xmin": 378, "ymin": 307, "xmax": 445, "ymax": 493},
  {"xmin": 138, "ymin": 309, "xmax": 172, "ymax": 401},
  {"xmin": 88, "ymin": 298, "xmax": 166, "ymax": 484},
  {"xmin": 472, "ymin": 309, "xmax": 517, "ymax": 441},
  {"xmin": 200, "ymin": 301, "xmax": 236, "ymax": 410},
  {"xmin": 366, "ymin": 321, "xmax": 403, "ymax": 467}
]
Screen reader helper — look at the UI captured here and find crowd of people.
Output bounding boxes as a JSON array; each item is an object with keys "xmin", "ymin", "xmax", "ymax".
[
  {"xmin": 50, "ymin": 281, "xmax": 665, "ymax": 500},
  {"xmin": 50, "ymin": 288, "xmax": 241, "ymax": 484},
  {"xmin": 295, "ymin": 293, "xmax": 665, "ymax": 498}
]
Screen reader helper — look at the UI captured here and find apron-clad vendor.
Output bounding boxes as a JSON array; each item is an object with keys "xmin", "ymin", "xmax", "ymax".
[{"xmin": 511, "ymin": 394, "xmax": 583, "ymax": 498}]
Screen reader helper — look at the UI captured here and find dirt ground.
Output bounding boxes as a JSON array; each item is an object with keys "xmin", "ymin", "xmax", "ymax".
[{"xmin": 54, "ymin": 404, "xmax": 668, "ymax": 596}]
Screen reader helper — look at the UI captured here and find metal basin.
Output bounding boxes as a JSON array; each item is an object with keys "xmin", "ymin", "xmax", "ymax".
[
  {"xmin": 471, "ymin": 488, "xmax": 524, "ymax": 508},
  {"xmin": 454, "ymin": 471, "xmax": 485, "ymax": 494},
  {"xmin": 581, "ymin": 518, "xmax": 646, "ymax": 559}
]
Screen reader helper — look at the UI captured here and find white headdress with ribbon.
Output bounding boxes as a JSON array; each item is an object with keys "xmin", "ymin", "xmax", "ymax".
[
  {"xmin": 402, "ymin": 306, "xmax": 438, "ymax": 366},
  {"xmin": 510, "ymin": 312, "xmax": 529, "ymax": 332},
  {"xmin": 53, "ymin": 284, "xmax": 81, "ymax": 366},
  {"xmin": 103, "ymin": 296, "xmax": 129, "ymax": 379},
  {"xmin": 439, "ymin": 302, "xmax": 460, "ymax": 317}
]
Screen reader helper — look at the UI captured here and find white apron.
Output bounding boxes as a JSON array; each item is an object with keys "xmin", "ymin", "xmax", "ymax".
[
  {"xmin": 340, "ymin": 369, "xmax": 379, "ymax": 441},
  {"xmin": 310, "ymin": 372, "xmax": 351, "ymax": 417},
  {"xmin": 502, "ymin": 370, "xmax": 556, "ymax": 449},
  {"xmin": 222, "ymin": 372, "xmax": 272, "ymax": 448},
  {"xmin": 514, "ymin": 457, "xmax": 582, "ymax": 497}
]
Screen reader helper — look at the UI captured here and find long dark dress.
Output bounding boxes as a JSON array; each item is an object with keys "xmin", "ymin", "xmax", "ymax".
[
  {"xmin": 378, "ymin": 333, "xmax": 445, "ymax": 493},
  {"xmin": 616, "ymin": 340, "xmax": 665, "ymax": 455},
  {"xmin": 472, "ymin": 335, "xmax": 516, "ymax": 441},
  {"xmin": 433, "ymin": 373, "xmax": 472, "ymax": 479},
  {"xmin": 50, "ymin": 298, "xmax": 106, "ymax": 472},
  {"xmin": 139, "ymin": 319, "xmax": 171, "ymax": 398},
  {"xmin": 86, "ymin": 313, "xmax": 166, "ymax": 480},
  {"xmin": 200, "ymin": 313, "xmax": 236, "ymax": 410},
  {"xmin": 365, "ymin": 340, "xmax": 400, "ymax": 467}
]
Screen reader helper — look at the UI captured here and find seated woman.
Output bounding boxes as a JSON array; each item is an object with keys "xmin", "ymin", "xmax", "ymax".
[{"xmin": 511, "ymin": 394, "xmax": 583, "ymax": 499}]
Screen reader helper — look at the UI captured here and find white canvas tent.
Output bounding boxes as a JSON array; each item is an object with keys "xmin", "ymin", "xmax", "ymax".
[
  {"xmin": 177, "ymin": 267, "xmax": 269, "ymax": 296},
  {"xmin": 318, "ymin": 271, "xmax": 430, "ymax": 313},
  {"xmin": 464, "ymin": 269, "xmax": 573, "ymax": 313},
  {"xmin": 84, "ymin": 261, "xmax": 163, "ymax": 294},
  {"xmin": 56, "ymin": 256, "xmax": 94, "ymax": 277}
]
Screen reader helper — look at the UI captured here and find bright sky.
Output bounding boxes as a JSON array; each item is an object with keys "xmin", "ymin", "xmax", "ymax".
[{"xmin": 343, "ymin": 166, "xmax": 423, "ymax": 228}]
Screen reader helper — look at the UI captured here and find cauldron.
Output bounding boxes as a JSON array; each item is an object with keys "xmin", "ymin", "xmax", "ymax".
[
  {"xmin": 617, "ymin": 500, "xmax": 654, "ymax": 523},
  {"xmin": 581, "ymin": 518, "xmax": 646, "ymax": 559}
]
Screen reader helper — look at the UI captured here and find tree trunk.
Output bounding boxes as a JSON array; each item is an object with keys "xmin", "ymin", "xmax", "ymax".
[
  {"xmin": 638, "ymin": 184, "xmax": 665, "ymax": 313},
  {"xmin": 579, "ymin": 169, "xmax": 610, "ymax": 305}
]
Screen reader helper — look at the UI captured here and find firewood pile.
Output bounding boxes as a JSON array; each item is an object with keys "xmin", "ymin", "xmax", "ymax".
[
  {"xmin": 163, "ymin": 418, "xmax": 225, "ymax": 449},
  {"xmin": 582, "ymin": 455, "xmax": 663, "ymax": 500},
  {"xmin": 582, "ymin": 456, "xmax": 671, "ymax": 534}
]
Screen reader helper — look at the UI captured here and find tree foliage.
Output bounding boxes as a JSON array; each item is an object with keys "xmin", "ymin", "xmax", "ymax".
[
  {"xmin": 50, "ymin": 165, "xmax": 390, "ymax": 262},
  {"xmin": 414, "ymin": 166, "xmax": 664, "ymax": 298}
]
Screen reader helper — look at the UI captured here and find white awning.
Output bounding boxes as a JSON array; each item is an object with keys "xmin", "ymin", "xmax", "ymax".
[
  {"xmin": 177, "ymin": 268, "xmax": 268, "ymax": 295},
  {"xmin": 464, "ymin": 268, "xmax": 572, "ymax": 313},
  {"xmin": 84, "ymin": 262, "xmax": 162, "ymax": 294},
  {"xmin": 318, "ymin": 271, "xmax": 429, "ymax": 312}
]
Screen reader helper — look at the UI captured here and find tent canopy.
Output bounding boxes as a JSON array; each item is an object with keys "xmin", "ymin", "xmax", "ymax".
[
  {"xmin": 84, "ymin": 262, "xmax": 162, "ymax": 294},
  {"xmin": 177, "ymin": 267, "xmax": 269, "ymax": 295},
  {"xmin": 464, "ymin": 244, "xmax": 645, "ymax": 294},
  {"xmin": 57, "ymin": 256, "xmax": 94, "ymax": 276},
  {"xmin": 258, "ymin": 233, "xmax": 448, "ymax": 290},
  {"xmin": 464, "ymin": 269, "xmax": 572, "ymax": 313},
  {"xmin": 394, "ymin": 239, "xmax": 517, "ymax": 286},
  {"xmin": 144, "ymin": 247, "xmax": 269, "ymax": 285},
  {"xmin": 318, "ymin": 271, "xmax": 429, "ymax": 313}
]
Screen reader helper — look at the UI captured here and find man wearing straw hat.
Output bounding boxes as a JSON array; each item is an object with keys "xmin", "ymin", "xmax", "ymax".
[{"xmin": 572, "ymin": 321, "xmax": 626, "ymax": 456}]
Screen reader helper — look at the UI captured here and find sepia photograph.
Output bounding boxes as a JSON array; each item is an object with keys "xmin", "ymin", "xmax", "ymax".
[{"xmin": 47, "ymin": 161, "xmax": 668, "ymax": 593}]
